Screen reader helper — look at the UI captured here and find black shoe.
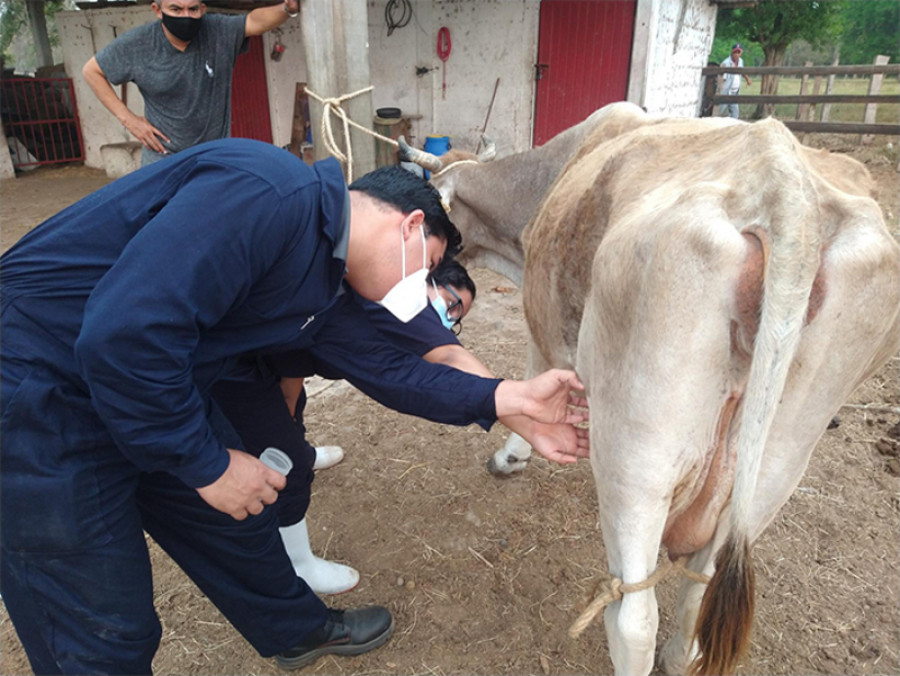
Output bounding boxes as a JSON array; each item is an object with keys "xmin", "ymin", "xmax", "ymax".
[{"xmin": 276, "ymin": 606, "xmax": 394, "ymax": 670}]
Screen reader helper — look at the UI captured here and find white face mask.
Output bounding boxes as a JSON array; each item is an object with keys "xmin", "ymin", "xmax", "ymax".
[{"xmin": 378, "ymin": 224, "xmax": 429, "ymax": 322}]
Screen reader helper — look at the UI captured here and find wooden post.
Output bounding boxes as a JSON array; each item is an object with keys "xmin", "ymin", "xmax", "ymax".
[
  {"xmin": 299, "ymin": 0, "xmax": 375, "ymax": 179},
  {"xmin": 809, "ymin": 77, "xmax": 821, "ymax": 121},
  {"xmin": 821, "ymin": 48, "xmax": 839, "ymax": 122},
  {"xmin": 862, "ymin": 55, "xmax": 890, "ymax": 145},
  {"xmin": 796, "ymin": 61, "xmax": 813, "ymax": 121}
]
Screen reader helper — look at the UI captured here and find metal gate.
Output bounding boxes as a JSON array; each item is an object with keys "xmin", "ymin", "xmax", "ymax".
[
  {"xmin": 533, "ymin": 0, "xmax": 636, "ymax": 146},
  {"xmin": 1, "ymin": 77, "xmax": 85, "ymax": 168},
  {"xmin": 231, "ymin": 36, "xmax": 273, "ymax": 143}
]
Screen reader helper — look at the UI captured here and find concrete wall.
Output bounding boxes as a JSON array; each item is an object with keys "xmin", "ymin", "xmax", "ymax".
[
  {"xmin": 0, "ymin": 121, "xmax": 16, "ymax": 179},
  {"xmin": 56, "ymin": 0, "xmax": 713, "ymax": 171},
  {"xmin": 57, "ymin": 7, "xmax": 156, "ymax": 169},
  {"xmin": 628, "ymin": 0, "xmax": 717, "ymax": 116}
]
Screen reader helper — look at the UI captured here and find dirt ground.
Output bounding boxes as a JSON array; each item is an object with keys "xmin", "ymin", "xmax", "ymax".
[{"xmin": 0, "ymin": 136, "xmax": 898, "ymax": 676}]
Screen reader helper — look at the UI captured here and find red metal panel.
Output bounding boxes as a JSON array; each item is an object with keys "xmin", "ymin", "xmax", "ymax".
[
  {"xmin": 231, "ymin": 35, "xmax": 273, "ymax": 143},
  {"xmin": 1, "ymin": 77, "xmax": 85, "ymax": 168},
  {"xmin": 533, "ymin": 0, "xmax": 636, "ymax": 146}
]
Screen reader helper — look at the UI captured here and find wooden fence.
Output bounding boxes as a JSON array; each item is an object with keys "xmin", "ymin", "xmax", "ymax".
[{"xmin": 701, "ymin": 59, "xmax": 900, "ymax": 136}]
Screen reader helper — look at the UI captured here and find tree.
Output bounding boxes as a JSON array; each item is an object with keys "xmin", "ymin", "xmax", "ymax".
[
  {"xmin": 716, "ymin": 0, "xmax": 842, "ymax": 118},
  {"xmin": 836, "ymin": 0, "xmax": 899, "ymax": 65},
  {"xmin": 1, "ymin": 0, "xmax": 72, "ymax": 72}
]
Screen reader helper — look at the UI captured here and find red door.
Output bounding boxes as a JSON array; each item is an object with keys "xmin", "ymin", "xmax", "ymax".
[
  {"xmin": 533, "ymin": 0, "xmax": 636, "ymax": 146},
  {"xmin": 231, "ymin": 36, "xmax": 273, "ymax": 143}
]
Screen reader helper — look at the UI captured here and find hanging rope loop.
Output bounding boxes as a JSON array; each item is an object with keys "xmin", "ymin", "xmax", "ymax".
[{"xmin": 303, "ymin": 86, "xmax": 399, "ymax": 182}]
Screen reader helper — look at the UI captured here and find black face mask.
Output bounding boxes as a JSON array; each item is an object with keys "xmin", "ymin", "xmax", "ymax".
[{"xmin": 161, "ymin": 13, "xmax": 203, "ymax": 42}]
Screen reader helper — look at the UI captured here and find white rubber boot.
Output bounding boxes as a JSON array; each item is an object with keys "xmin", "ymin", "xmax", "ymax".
[
  {"xmin": 279, "ymin": 518, "xmax": 359, "ymax": 595},
  {"xmin": 312, "ymin": 445, "xmax": 344, "ymax": 470}
]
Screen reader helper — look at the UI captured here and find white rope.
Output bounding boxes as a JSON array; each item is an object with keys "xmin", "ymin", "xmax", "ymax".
[
  {"xmin": 432, "ymin": 159, "xmax": 479, "ymax": 177},
  {"xmin": 303, "ymin": 86, "xmax": 399, "ymax": 182},
  {"xmin": 568, "ymin": 556, "xmax": 711, "ymax": 639}
]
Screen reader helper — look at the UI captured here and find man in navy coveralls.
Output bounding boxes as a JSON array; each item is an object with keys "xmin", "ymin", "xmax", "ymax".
[{"xmin": 0, "ymin": 138, "xmax": 588, "ymax": 674}]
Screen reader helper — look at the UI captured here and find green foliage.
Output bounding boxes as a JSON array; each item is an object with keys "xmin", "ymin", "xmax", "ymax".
[
  {"xmin": 836, "ymin": 0, "xmax": 899, "ymax": 65},
  {"xmin": 717, "ymin": 1, "xmax": 843, "ymax": 56},
  {"xmin": 1, "ymin": 1, "xmax": 69, "ymax": 68},
  {"xmin": 715, "ymin": 0, "xmax": 900, "ymax": 67},
  {"xmin": 0, "ymin": 0, "xmax": 27, "ymax": 59}
]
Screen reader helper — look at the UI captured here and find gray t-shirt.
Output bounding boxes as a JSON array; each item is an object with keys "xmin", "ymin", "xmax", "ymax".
[{"xmin": 96, "ymin": 13, "xmax": 248, "ymax": 155}]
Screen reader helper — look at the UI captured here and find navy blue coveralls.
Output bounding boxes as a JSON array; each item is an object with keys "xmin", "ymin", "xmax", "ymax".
[
  {"xmin": 210, "ymin": 300, "xmax": 463, "ymax": 527},
  {"xmin": 0, "ymin": 139, "xmax": 500, "ymax": 674}
]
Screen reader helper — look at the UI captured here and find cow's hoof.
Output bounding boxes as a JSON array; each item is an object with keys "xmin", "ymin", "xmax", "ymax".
[
  {"xmin": 660, "ymin": 634, "xmax": 697, "ymax": 676},
  {"xmin": 486, "ymin": 454, "xmax": 530, "ymax": 477}
]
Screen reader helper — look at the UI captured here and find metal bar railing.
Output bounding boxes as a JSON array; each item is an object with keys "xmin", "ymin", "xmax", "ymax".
[{"xmin": 2, "ymin": 76, "xmax": 85, "ymax": 168}]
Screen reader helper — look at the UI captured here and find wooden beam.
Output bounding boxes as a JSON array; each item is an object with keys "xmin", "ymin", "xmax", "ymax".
[
  {"xmin": 703, "ymin": 64, "xmax": 900, "ymax": 76},
  {"xmin": 300, "ymin": 0, "xmax": 375, "ymax": 180},
  {"xmin": 782, "ymin": 121, "xmax": 899, "ymax": 135},
  {"xmin": 713, "ymin": 94, "xmax": 900, "ymax": 104},
  {"xmin": 863, "ymin": 55, "xmax": 891, "ymax": 144}
]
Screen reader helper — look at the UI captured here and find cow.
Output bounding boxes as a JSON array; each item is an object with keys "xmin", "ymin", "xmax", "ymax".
[{"xmin": 402, "ymin": 102, "xmax": 900, "ymax": 675}]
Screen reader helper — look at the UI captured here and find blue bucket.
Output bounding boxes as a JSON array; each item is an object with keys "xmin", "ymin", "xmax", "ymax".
[{"xmin": 423, "ymin": 135, "xmax": 450, "ymax": 178}]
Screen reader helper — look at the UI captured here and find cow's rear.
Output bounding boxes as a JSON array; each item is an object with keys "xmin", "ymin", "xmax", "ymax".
[{"xmin": 521, "ymin": 110, "xmax": 899, "ymax": 675}]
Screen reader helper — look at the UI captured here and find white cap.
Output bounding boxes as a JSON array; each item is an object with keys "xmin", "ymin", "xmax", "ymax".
[{"xmin": 259, "ymin": 447, "xmax": 293, "ymax": 476}]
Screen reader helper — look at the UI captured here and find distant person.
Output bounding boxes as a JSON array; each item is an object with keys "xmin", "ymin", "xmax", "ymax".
[
  {"xmin": 82, "ymin": 0, "xmax": 300, "ymax": 166},
  {"xmin": 719, "ymin": 43, "xmax": 752, "ymax": 119}
]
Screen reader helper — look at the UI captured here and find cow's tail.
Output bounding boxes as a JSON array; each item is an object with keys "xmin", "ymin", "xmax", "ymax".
[{"xmin": 690, "ymin": 142, "xmax": 821, "ymax": 676}]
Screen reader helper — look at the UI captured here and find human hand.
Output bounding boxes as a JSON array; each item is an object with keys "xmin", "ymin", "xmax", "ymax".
[
  {"xmin": 495, "ymin": 369, "xmax": 588, "ymax": 425},
  {"xmin": 122, "ymin": 113, "xmax": 170, "ymax": 154},
  {"xmin": 196, "ymin": 448, "xmax": 286, "ymax": 520},
  {"xmin": 284, "ymin": 0, "xmax": 300, "ymax": 17},
  {"xmin": 499, "ymin": 415, "xmax": 589, "ymax": 465}
]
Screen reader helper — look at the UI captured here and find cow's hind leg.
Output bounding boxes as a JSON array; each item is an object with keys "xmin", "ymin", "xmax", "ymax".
[
  {"xmin": 663, "ymin": 217, "xmax": 900, "ymax": 675},
  {"xmin": 598, "ymin": 502, "xmax": 670, "ymax": 676},
  {"xmin": 487, "ymin": 341, "xmax": 550, "ymax": 476},
  {"xmin": 660, "ymin": 544, "xmax": 719, "ymax": 674}
]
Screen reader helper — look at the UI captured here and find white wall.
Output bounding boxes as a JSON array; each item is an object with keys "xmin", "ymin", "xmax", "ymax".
[
  {"xmin": 56, "ymin": 0, "xmax": 713, "ymax": 170},
  {"xmin": 57, "ymin": 7, "xmax": 156, "ymax": 169},
  {"xmin": 628, "ymin": 0, "xmax": 717, "ymax": 116}
]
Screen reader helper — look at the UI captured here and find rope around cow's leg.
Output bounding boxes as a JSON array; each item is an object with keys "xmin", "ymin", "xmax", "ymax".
[{"xmin": 568, "ymin": 556, "xmax": 711, "ymax": 639}]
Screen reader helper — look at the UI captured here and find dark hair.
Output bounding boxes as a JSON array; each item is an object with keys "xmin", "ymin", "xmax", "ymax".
[
  {"xmin": 428, "ymin": 257, "xmax": 476, "ymax": 302},
  {"xmin": 349, "ymin": 166, "xmax": 462, "ymax": 257}
]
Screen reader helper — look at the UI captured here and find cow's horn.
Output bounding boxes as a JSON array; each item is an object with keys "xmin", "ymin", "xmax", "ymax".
[
  {"xmin": 397, "ymin": 136, "xmax": 443, "ymax": 173},
  {"xmin": 477, "ymin": 135, "xmax": 496, "ymax": 162}
]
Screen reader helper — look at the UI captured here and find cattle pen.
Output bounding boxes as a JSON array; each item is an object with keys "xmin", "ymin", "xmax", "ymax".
[{"xmin": 703, "ymin": 60, "xmax": 900, "ymax": 136}]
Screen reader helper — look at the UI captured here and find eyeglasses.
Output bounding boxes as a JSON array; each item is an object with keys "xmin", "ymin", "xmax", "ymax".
[{"xmin": 442, "ymin": 284, "xmax": 464, "ymax": 335}]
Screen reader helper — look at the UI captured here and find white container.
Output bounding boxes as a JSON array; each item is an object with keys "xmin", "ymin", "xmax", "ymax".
[{"xmin": 259, "ymin": 447, "xmax": 293, "ymax": 476}]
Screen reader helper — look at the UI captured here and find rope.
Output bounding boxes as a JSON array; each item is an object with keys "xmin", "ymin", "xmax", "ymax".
[
  {"xmin": 568, "ymin": 556, "xmax": 711, "ymax": 639},
  {"xmin": 432, "ymin": 159, "xmax": 479, "ymax": 177},
  {"xmin": 303, "ymin": 86, "xmax": 399, "ymax": 182}
]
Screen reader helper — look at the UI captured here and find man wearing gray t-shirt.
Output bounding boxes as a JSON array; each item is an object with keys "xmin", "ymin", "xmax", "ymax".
[{"xmin": 83, "ymin": 0, "xmax": 299, "ymax": 166}]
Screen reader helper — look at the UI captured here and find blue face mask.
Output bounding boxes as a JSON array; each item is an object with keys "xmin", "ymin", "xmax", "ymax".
[{"xmin": 431, "ymin": 294, "xmax": 456, "ymax": 331}]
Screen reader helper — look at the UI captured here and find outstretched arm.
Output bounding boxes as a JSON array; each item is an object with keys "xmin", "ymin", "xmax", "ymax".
[
  {"xmin": 426, "ymin": 346, "xmax": 589, "ymax": 463},
  {"xmin": 245, "ymin": 0, "xmax": 298, "ymax": 36}
]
